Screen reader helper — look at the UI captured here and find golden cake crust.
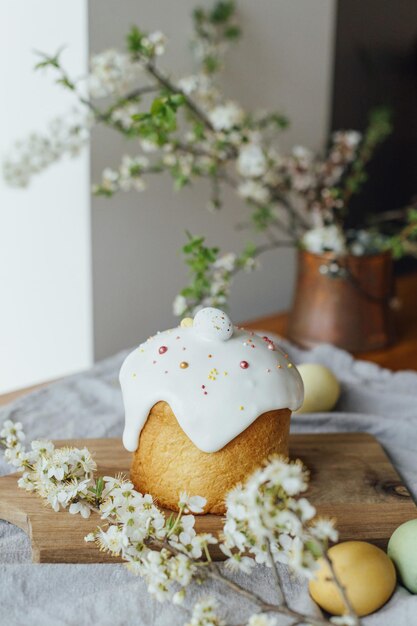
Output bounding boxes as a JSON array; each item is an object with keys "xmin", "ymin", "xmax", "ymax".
[{"xmin": 130, "ymin": 401, "xmax": 291, "ymax": 514}]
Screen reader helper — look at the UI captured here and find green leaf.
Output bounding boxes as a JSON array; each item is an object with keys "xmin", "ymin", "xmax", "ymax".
[
  {"xmin": 169, "ymin": 94, "xmax": 186, "ymax": 107},
  {"xmin": 95, "ymin": 476, "xmax": 104, "ymax": 499},
  {"xmin": 203, "ymin": 55, "xmax": 220, "ymax": 74},
  {"xmin": 305, "ymin": 538, "xmax": 325, "ymax": 558},
  {"xmin": 126, "ymin": 25, "xmax": 144, "ymax": 54},
  {"xmin": 34, "ymin": 47, "xmax": 65, "ymax": 71},
  {"xmin": 210, "ymin": 1, "xmax": 236, "ymax": 23},
  {"xmin": 224, "ymin": 25, "xmax": 241, "ymax": 39},
  {"xmin": 150, "ymin": 98, "xmax": 164, "ymax": 115},
  {"xmin": 193, "ymin": 7, "xmax": 206, "ymax": 24},
  {"xmin": 56, "ymin": 76, "xmax": 75, "ymax": 90}
]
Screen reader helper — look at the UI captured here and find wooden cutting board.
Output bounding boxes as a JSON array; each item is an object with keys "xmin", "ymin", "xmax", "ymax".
[{"xmin": 0, "ymin": 433, "xmax": 415, "ymax": 563}]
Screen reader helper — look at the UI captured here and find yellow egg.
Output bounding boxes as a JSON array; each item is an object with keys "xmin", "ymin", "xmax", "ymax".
[
  {"xmin": 295, "ymin": 363, "xmax": 340, "ymax": 413},
  {"xmin": 309, "ymin": 541, "xmax": 396, "ymax": 617}
]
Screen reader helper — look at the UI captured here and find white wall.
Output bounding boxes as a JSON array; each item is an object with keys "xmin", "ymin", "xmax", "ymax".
[
  {"xmin": 90, "ymin": 0, "xmax": 336, "ymax": 359},
  {"xmin": 0, "ymin": 0, "xmax": 93, "ymax": 392}
]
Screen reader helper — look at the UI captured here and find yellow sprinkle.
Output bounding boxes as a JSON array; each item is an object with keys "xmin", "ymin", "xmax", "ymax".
[
  {"xmin": 239, "ymin": 405, "xmax": 244, "ymax": 411},
  {"xmin": 180, "ymin": 317, "xmax": 194, "ymax": 328},
  {"xmin": 287, "ymin": 363, "xmax": 293, "ymax": 368},
  {"xmin": 224, "ymin": 371, "xmax": 228, "ymax": 376},
  {"xmin": 132, "ymin": 373, "xmax": 137, "ymax": 378}
]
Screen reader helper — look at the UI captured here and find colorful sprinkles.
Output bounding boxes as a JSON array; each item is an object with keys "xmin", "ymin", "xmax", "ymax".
[
  {"xmin": 121, "ymin": 307, "xmax": 304, "ymax": 455},
  {"xmin": 208, "ymin": 368, "xmax": 219, "ymax": 381},
  {"xmin": 129, "ymin": 315, "xmax": 299, "ymax": 424}
]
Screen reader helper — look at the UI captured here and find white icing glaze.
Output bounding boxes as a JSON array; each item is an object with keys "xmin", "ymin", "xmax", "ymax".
[{"xmin": 120, "ymin": 307, "xmax": 304, "ymax": 454}]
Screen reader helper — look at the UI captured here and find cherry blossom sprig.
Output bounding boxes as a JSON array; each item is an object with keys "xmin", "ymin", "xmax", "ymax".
[
  {"xmin": 3, "ymin": 0, "xmax": 400, "ymax": 317},
  {"xmin": 1, "ymin": 419, "xmax": 360, "ymax": 626}
]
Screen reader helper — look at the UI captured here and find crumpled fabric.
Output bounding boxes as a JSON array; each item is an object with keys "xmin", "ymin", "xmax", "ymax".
[{"xmin": 1, "ymin": 339, "xmax": 417, "ymax": 625}]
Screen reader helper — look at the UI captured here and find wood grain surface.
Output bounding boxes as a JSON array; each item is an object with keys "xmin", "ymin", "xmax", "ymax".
[{"xmin": 0, "ymin": 433, "xmax": 415, "ymax": 563}]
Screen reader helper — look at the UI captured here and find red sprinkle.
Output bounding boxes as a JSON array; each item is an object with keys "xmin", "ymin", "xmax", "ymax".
[
  {"xmin": 159, "ymin": 346, "xmax": 168, "ymax": 354},
  {"xmin": 240, "ymin": 360, "xmax": 249, "ymax": 369}
]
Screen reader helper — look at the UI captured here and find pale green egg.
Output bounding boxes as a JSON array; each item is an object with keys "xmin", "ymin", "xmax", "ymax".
[
  {"xmin": 388, "ymin": 519, "xmax": 417, "ymax": 593},
  {"xmin": 295, "ymin": 363, "xmax": 340, "ymax": 414}
]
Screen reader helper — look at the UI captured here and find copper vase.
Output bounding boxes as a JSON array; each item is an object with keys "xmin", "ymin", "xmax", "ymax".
[{"xmin": 287, "ymin": 249, "xmax": 395, "ymax": 352}]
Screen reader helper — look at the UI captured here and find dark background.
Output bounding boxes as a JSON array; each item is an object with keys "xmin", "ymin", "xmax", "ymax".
[{"xmin": 332, "ymin": 0, "xmax": 417, "ymax": 271}]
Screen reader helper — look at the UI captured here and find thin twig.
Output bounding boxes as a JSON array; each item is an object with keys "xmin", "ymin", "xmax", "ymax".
[
  {"xmin": 208, "ymin": 565, "xmax": 330, "ymax": 626},
  {"xmin": 266, "ymin": 539, "xmax": 287, "ymax": 607},
  {"xmin": 143, "ymin": 59, "xmax": 215, "ymax": 131},
  {"xmin": 322, "ymin": 552, "xmax": 361, "ymax": 626}
]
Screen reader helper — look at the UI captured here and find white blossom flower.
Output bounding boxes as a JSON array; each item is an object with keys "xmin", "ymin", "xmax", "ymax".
[
  {"xmin": 332, "ymin": 130, "xmax": 361, "ymax": 152},
  {"xmin": 186, "ymin": 598, "xmax": 225, "ymax": 626},
  {"xmin": 4, "ymin": 443, "xmax": 27, "ymax": 469},
  {"xmin": 238, "ymin": 180, "xmax": 270, "ymax": 204},
  {"xmin": 17, "ymin": 474, "xmax": 36, "ymax": 491},
  {"xmin": 179, "ymin": 492, "xmax": 206, "ymax": 513},
  {"xmin": 247, "ymin": 614, "xmax": 278, "ymax": 626},
  {"xmin": 89, "ymin": 49, "xmax": 142, "ymax": 98},
  {"xmin": 289, "ymin": 497, "xmax": 316, "ymax": 523},
  {"xmin": 31, "ymin": 440, "xmax": 55, "ymax": 455},
  {"xmin": 173, "ymin": 294, "xmax": 188, "ymax": 316},
  {"xmin": 237, "ymin": 144, "xmax": 267, "ymax": 178},
  {"xmin": 147, "ymin": 31, "xmax": 167, "ymax": 56},
  {"xmin": 303, "ymin": 225, "xmax": 347, "ymax": 255},
  {"xmin": 310, "ymin": 518, "xmax": 338, "ymax": 543},
  {"xmin": 280, "ymin": 146, "xmax": 316, "ymax": 192},
  {"xmin": 178, "ymin": 74, "xmax": 212, "ymax": 97},
  {"xmin": 243, "ymin": 257, "xmax": 260, "ymax": 272},
  {"xmin": 330, "ymin": 616, "xmax": 357, "ymax": 626},
  {"xmin": 97, "ymin": 524, "xmax": 129, "ymax": 555},
  {"xmin": 261, "ymin": 457, "xmax": 309, "ymax": 496},
  {"xmin": 140, "ymin": 138, "xmax": 159, "ymax": 153},
  {"xmin": 292, "ymin": 145, "xmax": 312, "ymax": 160},
  {"xmin": 100, "ymin": 168, "xmax": 119, "ymax": 193},
  {"xmin": 1, "ymin": 418, "xmax": 344, "ymax": 621},
  {"xmin": 47, "ymin": 461, "xmax": 67, "ymax": 481},
  {"xmin": 220, "ymin": 544, "xmax": 254, "ymax": 574},
  {"xmin": 213, "ymin": 253, "xmax": 237, "ymax": 272},
  {"xmin": 69, "ymin": 500, "xmax": 91, "ymax": 518},
  {"xmin": 209, "ymin": 101, "xmax": 244, "ymax": 131},
  {"xmin": 111, "ymin": 102, "xmax": 142, "ymax": 130},
  {"xmin": 276, "ymin": 534, "xmax": 317, "ymax": 578},
  {"xmin": 3, "ymin": 109, "xmax": 89, "ymax": 188},
  {"xmin": 162, "ymin": 153, "xmax": 177, "ymax": 167},
  {"xmin": 95, "ymin": 154, "xmax": 150, "ymax": 195},
  {"xmin": 0, "ymin": 420, "xmax": 25, "ymax": 444},
  {"xmin": 172, "ymin": 589, "xmax": 186, "ymax": 605}
]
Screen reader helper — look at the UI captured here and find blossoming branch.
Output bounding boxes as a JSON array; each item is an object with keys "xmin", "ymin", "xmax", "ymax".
[
  {"xmin": 4, "ymin": 0, "xmax": 415, "ymax": 315},
  {"xmin": 0, "ymin": 418, "xmax": 360, "ymax": 626}
]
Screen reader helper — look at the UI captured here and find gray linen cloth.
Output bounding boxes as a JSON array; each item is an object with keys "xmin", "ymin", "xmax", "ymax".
[{"xmin": 1, "ymin": 339, "xmax": 417, "ymax": 626}]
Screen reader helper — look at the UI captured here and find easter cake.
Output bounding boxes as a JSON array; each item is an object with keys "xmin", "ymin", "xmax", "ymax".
[{"xmin": 120, "ymin": 307, "xmax": 304, "ymax": 514}]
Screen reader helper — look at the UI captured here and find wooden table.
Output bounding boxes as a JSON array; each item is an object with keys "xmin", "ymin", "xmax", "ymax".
[{"xmin": 1, "ymin": 273, "xmax": 416, "ymax": 408}]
